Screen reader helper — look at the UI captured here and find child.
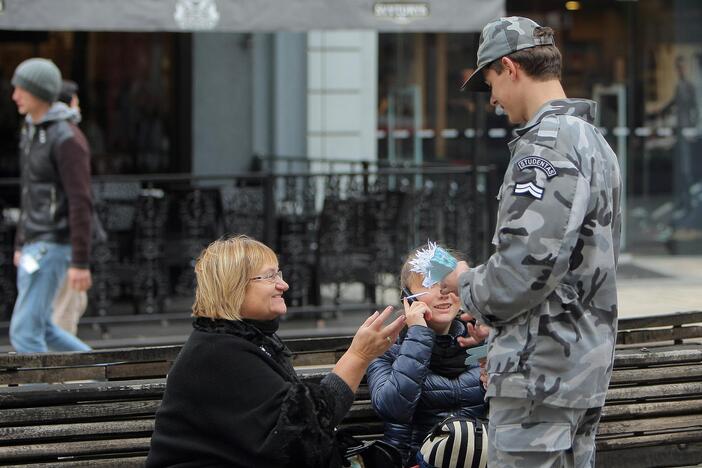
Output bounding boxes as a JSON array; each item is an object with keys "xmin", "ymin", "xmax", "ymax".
[{"xmin": 367, "ymin": 243, "xmax": 487, "ymax": 467}]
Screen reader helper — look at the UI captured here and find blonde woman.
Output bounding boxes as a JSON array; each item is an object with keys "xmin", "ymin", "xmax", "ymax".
[{"xmin": 146, "ymin": 235, "xmax": 405, "ymax": 468}]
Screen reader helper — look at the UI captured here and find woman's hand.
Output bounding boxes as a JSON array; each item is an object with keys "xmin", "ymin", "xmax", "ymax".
[
  {"xmin": 334, "ymin": 307, "xmax": 406, "ymax": 392},
  {"xmin": 403, "ymin": 298, "xmax": 432, "ymax": 327},
  {"xmin": 347, "ymin": 306, "xmax": 406, "ymax": 363},
  {"xmin": 456, "ymin": 312, "xmax": 491, "ymax": 348}
]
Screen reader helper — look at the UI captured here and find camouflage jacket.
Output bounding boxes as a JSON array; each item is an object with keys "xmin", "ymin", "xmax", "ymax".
[{"xmin": 459, "ymin": 98, "xmax": 622, "ymax": 408}]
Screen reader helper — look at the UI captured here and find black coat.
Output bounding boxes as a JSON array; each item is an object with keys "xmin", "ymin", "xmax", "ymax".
[{"xmin": 146, "ymin": 318, "xmax": 354, "ymax": 468}]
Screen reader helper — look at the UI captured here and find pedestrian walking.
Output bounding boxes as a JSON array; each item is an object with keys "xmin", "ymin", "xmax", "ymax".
[
  {"xmin": 9, "ymin": 58, "xmax": 93, "ymax": 353},
  {"xmin": 50, "ymin": 79, "xmax": 90, "ymax": 337}
]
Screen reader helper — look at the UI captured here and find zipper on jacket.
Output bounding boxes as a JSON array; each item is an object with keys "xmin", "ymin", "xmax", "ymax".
[
  {"xmin": 25, "ymin": 126, "xmax": 35, "ymax": 155},
  {"xmin": 50, "ymin": 187, "xmax": 56, "ymax": 220}
]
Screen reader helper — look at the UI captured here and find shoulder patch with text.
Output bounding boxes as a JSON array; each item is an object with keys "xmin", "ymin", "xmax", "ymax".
[{"xmin": 515, "ymin": 156, "xmax": 558, "ymax": 179}]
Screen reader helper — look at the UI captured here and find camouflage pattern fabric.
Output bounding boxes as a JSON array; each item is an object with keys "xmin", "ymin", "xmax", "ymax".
[
  {"xmin": 458, "ymin": 98, "xmax": 622, "ymax": 409},
  {"xmin": 487, "ymin": 397, "xmax": 602, "ymax": 467}
]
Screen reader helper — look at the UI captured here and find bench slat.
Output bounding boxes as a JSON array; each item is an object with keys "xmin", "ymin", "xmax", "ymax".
[
  {"xmin": 0, "ymin": 346, "xmax": 181, "ymax": 370},
  {"xmin": 609, "ymin": 363, "xmax": 702, "ymax": 385},
  {"xmin": 0, "ymin": 419, "xmax": 154, "ymax": 442},
  {"xmin": 617, "ymin": 325, "xmax": 702, "ymax": 345},
  {"xmin": 2, "ymin": 455, "xmax": 147, "ymax": 467},
  {"xmin": 285, "ymin": 336, "xmax": 354, "ymax": 353},
  {"xmin": 596, "ymin": 428, "xmax": 702, "ymax": 450},
  {"xmin": 0, "ymin": 437, "xmax": 151, "ymax": 462},
  {"xmin": 291, "ymin": 352, "xmax": 346, "ymax": 367},
  {"xmin": 613, "ymin": 345, "xmax": 702, "ymax": 367},
  {"xmin": 596, "ymin": 439, "xmax": 702, "ymax": 468},
  {"xmin": 0, "ymin": 401, "xmax": 160, "ymax": 426},
  {"xmin": 0, "ymin": 367, "xmax": 107, "ymax": 386},
  {"xmin": 104, "ymin": 362, "xmax": 173, "ymax": 380},
  {"xmin": 0, "ymin": 380, "xmax": 165, "ymax": 409},
  {"xmin": 597, "ymin": 413, "xmax": 702, "ymax": 436},
  {"xmin": 605, "ymin": 382, "xmax": 702, "ymax": 402},
  {"xmin": 616, "ymin": 311, "xmax": 702, "ymax": 331},
  {"xmin": 602, "ymin": 398, "xmax": 702, "ymax": 420},
  {"xmin": 1, "ymin": 362, "xmax": 174, "ymax": 386}
]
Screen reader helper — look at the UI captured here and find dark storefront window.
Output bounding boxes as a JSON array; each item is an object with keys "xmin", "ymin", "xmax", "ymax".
[
  {"xmin": 520, "ymin": 0, "xmax": 702, "ymax": 255},
  {"xmin": 377, "ymin": 1, "xmax": 702, "ymax": 255},
  {"xmin": 0, "ymin": 31, "xmax": 190, "ymax": 179},
  {"xmin": 377, "ymin": 33, "xmax": 512, "ymax": 173}
]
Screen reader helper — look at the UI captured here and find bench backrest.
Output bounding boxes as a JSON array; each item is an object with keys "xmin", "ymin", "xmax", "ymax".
[{"xmin": 1, "ymin": 311, "xmax": 701, "ymax": 386}]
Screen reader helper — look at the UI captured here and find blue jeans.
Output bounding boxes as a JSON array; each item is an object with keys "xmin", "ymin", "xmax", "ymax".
[{"xmin": 10, "ymin": 241, "xmax": 92, "ymax": 353}]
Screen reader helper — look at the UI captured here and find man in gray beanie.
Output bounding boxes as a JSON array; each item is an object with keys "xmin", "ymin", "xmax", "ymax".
[
  {"xmin": 440, "ymin": 17, "xmax": 622, "ymax": 467},
  {"xmin": 9, "ymin": 57, "xmax": 93, "ymax": 353}
]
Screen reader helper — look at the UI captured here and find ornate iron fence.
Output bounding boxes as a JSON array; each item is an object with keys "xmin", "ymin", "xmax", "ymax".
[{"xmin": 0, "ymin": 165, "xmax": 498, "ymax": 319}]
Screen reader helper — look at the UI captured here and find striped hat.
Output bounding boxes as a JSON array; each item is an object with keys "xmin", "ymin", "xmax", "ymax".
[{"xmin": 418, "ymin": 416, "xmax": 488, "ymax": 468}]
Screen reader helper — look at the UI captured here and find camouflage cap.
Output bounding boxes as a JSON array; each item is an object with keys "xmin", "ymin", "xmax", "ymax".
[{"xmin": 461, "ymin": 16, "xmax": 555, "ymax": 92}]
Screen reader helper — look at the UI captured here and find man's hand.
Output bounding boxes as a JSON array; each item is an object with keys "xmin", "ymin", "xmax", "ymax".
[
  {"xmin": 440, "ymin": 260, "xmax": 469, "ymax": 295},
  {"xmin": 13, "ymin": 250, "xmax": 20, "ymax": 267},
  {"xmin": 457, "ymin": 312, "xmax": 491, "ymax": 348},
  {"xmin": 67, "ymin": 267, "xmax": 92, "ymax": 291}
]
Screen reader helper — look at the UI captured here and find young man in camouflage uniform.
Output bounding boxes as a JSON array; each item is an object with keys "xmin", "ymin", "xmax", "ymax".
[{"xmin": 442, "ymin": 17, "xmax": 622, "ymax": 467}]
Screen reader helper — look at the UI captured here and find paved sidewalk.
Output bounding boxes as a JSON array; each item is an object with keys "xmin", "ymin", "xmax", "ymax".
[{"xmin": 617, "ymin": 254, "xmax": 702, "ymax": 318}]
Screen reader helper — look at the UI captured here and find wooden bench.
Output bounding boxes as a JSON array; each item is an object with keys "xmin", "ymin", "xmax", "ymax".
[{"xmin": 1, "ymin": 311, "xmax": 701, "ymax": 467}]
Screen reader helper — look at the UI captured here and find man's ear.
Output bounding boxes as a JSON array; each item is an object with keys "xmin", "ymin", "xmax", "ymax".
[{"xmin": 501, "ymin": 57, "xmax": 519, "ymax": 80}]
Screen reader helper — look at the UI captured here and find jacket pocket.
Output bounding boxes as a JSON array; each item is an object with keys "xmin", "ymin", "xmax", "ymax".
[
  {"xmin": 494, "ymin": 422, "xmax": 571, "ymax": 452},
  {"xmin": 27, "ymin": 183, "xmax": 54, "ymax": 226}
]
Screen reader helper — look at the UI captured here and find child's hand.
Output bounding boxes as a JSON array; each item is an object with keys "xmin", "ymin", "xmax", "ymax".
[{"xmin": 403, "ymin": 298, "xmax": 432, "ymax": 327}]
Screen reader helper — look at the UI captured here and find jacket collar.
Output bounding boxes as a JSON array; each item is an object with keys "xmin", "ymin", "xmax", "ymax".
[
  {"xmin": 509, "ymin": 98, "xmax": 597, "ymax": 150},
  {"xmin": 434, "ymin": 319, "xmax": 467, "ymax": 347}
]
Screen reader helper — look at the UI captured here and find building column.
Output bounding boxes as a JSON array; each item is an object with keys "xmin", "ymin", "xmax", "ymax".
[
  {"xmin": 191, "ymin": 32, "xmax": 253, "ymax": 175},
  {"xmin": 307, "ymin": 31, "xmax": 378, "ymax": 165}
]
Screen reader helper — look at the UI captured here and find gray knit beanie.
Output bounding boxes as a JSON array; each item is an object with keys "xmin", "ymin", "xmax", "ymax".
[{"xmin": 11, "ymin": 58, "xmax": 62, "ymax": 103}]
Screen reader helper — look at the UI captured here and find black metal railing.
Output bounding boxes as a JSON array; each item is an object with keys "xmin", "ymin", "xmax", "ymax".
[{"xmin": 0, "ymin": 165, "xmax": 498, "ymax": 320}]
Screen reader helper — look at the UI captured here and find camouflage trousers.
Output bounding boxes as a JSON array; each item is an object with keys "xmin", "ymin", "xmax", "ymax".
[{"xmin": 487, "ymin": 397, "xmax": 602, "ymax": 468}]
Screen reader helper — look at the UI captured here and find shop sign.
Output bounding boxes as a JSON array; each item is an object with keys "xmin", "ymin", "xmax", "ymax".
[
  {"xmin": 174, "ymin": 0, "xmax": 220, "ymax": 30},
  {"xmin": 373, "ymin": 2, "xmax": 429, "ymax": 24}
]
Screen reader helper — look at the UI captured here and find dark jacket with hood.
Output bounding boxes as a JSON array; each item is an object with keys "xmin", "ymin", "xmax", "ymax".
[
  {"xmin": 146, "ymin": 317, "xmax": 355, "ymax": 468},
  {"xmin": 367, "ymin": 320, "xmax": 486, "ymax": 466},
  {"xmin": 16, "ymin": 102, "xmax": 92, "ymax": 268}
]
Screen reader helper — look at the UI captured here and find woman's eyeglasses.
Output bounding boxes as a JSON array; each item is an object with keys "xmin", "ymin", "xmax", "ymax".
[{"xmin": 249, "ymin": 270, "xmax": 284, "ymax": 283}]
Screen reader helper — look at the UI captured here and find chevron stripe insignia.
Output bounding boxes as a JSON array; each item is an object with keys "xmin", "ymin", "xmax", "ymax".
[{"xmin": 513, "ymin": 181, "xmax": 544, "ymax": 199}]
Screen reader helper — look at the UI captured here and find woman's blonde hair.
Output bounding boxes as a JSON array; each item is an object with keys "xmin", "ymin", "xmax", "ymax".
[
  {"xmin": 400, "ymin": 243, "xmax": 464, "ymax": 292},
  {"xmin": 192, "ymin": 235, "xmax": 278, "ymax": 320}
]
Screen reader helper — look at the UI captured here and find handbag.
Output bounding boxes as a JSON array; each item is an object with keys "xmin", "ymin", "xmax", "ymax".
[
  {"xmin": 336, "ymin": 430, "xmax": 403, "ymax": 468},
  {"xmin": 416, "ymin": 416, "xmax": 488, "ymax": 468}
]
